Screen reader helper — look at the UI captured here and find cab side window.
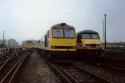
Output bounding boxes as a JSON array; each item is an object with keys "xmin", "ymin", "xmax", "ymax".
[{"xmin": 47, "ymin": 31, "xmax": 50, "ymax": 38}]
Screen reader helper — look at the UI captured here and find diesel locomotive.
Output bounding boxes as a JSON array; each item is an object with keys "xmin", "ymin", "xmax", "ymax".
[
  {"xmin": 76, "ymin": 30, "xmax": 104, "ymax": 56},
  {"xmin": 41, "ymin": 23, "xmax": 76, "ymax": 59}
]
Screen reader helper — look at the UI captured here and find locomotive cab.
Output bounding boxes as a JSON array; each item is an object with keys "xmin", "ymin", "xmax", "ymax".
[
  {"xmin": 42, "ymin": 23, "xmax": 76, "ymax": 60},
  {"xmin": 76, "ymin": 30, "xmax": 104, "ymax": 56}
]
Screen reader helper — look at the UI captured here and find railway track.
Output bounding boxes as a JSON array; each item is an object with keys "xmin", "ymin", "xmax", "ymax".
[
  {"xmin": 48, "ymin": 61, "xmax": 109, "ymax": 83},
  {"xmin": 0, "ymin": 51, "xmax": 30, "ymax": 83},
  {"xmin": 97, "ymin": 57, "xmax": 125, "ymax": 71},
  {"xmin": 0, "ymin": 52, "xmax": 14, "ymax": 67}
]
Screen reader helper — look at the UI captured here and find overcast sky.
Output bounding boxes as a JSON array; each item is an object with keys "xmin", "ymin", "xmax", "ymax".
[{"xmin": 0, "ymin": 0, "xmax": 125, "ymax": 42}]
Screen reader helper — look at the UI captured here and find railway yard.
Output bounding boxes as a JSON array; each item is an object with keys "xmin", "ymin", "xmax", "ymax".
[
  {"xmin": 0, "ymin": 0, "xmax": 125, "ymax": 82},
  {"xmin": 0, "ymin": 48, "xmax": 125, "ymax": 83},
  {"xmin": 0, "ymin": 23, "xmax": 125, "ymax": 83}
]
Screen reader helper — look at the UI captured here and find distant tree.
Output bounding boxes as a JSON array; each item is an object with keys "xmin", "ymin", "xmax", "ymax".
[
  {"xmin": 0, "ymin": 44, "xmax": 2, "ymax": 48},
  {"xmin": 38, "ymin": 40, "xmax": 40, "ymax": 43}
]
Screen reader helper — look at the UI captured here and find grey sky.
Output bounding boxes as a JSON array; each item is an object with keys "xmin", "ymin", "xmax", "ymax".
[{"xmin": 0, "ymin": 0, "xmax": 125, "ymax": 42}]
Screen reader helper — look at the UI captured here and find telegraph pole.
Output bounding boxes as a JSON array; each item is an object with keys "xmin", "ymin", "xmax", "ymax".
[
  {"xmin": 104, "ymin": 14, "xmax": 107, "ymax": 49},
  {"xmin": 2, "ymin": 31, "xmax": 5, "ymax": 48},
  {"xmin": 8, "ymin": 37, "xmax": 10, "ymax": 48},
  {"xmin": 2, "ymin": 31, "xmax": 5, "ymax": 56}
]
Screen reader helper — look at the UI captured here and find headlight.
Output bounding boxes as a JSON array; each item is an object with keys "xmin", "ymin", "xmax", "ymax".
[
  {"xmin": 83, "ymin": 44, "xmax": 85, "ymax": 47},
  {"xmin": 51, "ymin": 46, "xmax": 55, "ymax": 49},
  {"xmin": 78, "ymin": 43, "xmax": 85, "ymax": 47},
  {"xmin": 72, "ymin": 46, "xmax": 76, "ymax": 48}
]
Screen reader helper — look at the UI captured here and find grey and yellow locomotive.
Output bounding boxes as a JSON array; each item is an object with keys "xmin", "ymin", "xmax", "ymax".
[
  {"xmin": 76, "ymin": 30, "xmax": 104, "ymax": 56},
  {"xmin": 42, "ymin": 23, "xmax": 76, "ymax": 59}
]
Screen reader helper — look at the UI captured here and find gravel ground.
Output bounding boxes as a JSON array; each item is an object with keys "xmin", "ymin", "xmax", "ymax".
[
  {"xmin": 14, "ymin": 51, "xmax": 60, "ymax": 83},
  {"xmin": 100, "ymin": 54, "xmax": 125, "ymax": 61},
  {"xmin": 74, "ymin": 62, "xmax": 125, "ymax": 83}
]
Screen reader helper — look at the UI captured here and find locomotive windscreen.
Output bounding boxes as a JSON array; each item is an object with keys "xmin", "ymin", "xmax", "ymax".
[
  {"xmin": 64, "ymin": 29, "xmax": 75, "ymax": 38},
  {"xmin": 81, "ymin": 33, "xmax": 100, "ymax": 39},
  {"xmin": 52, "ymin": 28, "xmax": 75, "ymax": 38},
  {"xmin": 52, "ymin": 29, "xmax": 63, "ymax": 37}
]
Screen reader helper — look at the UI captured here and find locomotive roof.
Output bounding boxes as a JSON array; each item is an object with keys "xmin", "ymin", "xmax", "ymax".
[
  {"xmin": 26, "ymin": 41, "xmax": 33, "ymax": 43},
  {"xmin": 51, "ymin": 23, "xmax": 75, "ymax": 29},
  {"xmin": 78, "ymin": 30, "xmax": 98, "ymax": 34}
]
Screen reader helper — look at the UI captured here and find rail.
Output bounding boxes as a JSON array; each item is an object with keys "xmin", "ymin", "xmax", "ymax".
[
  {"xmin": 0, "ymin": 51, "xmax": 30, "ymax": 83},
  {"xmin": 48, "ymin": 61, "xmax": 109, "ymax": 83}
]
